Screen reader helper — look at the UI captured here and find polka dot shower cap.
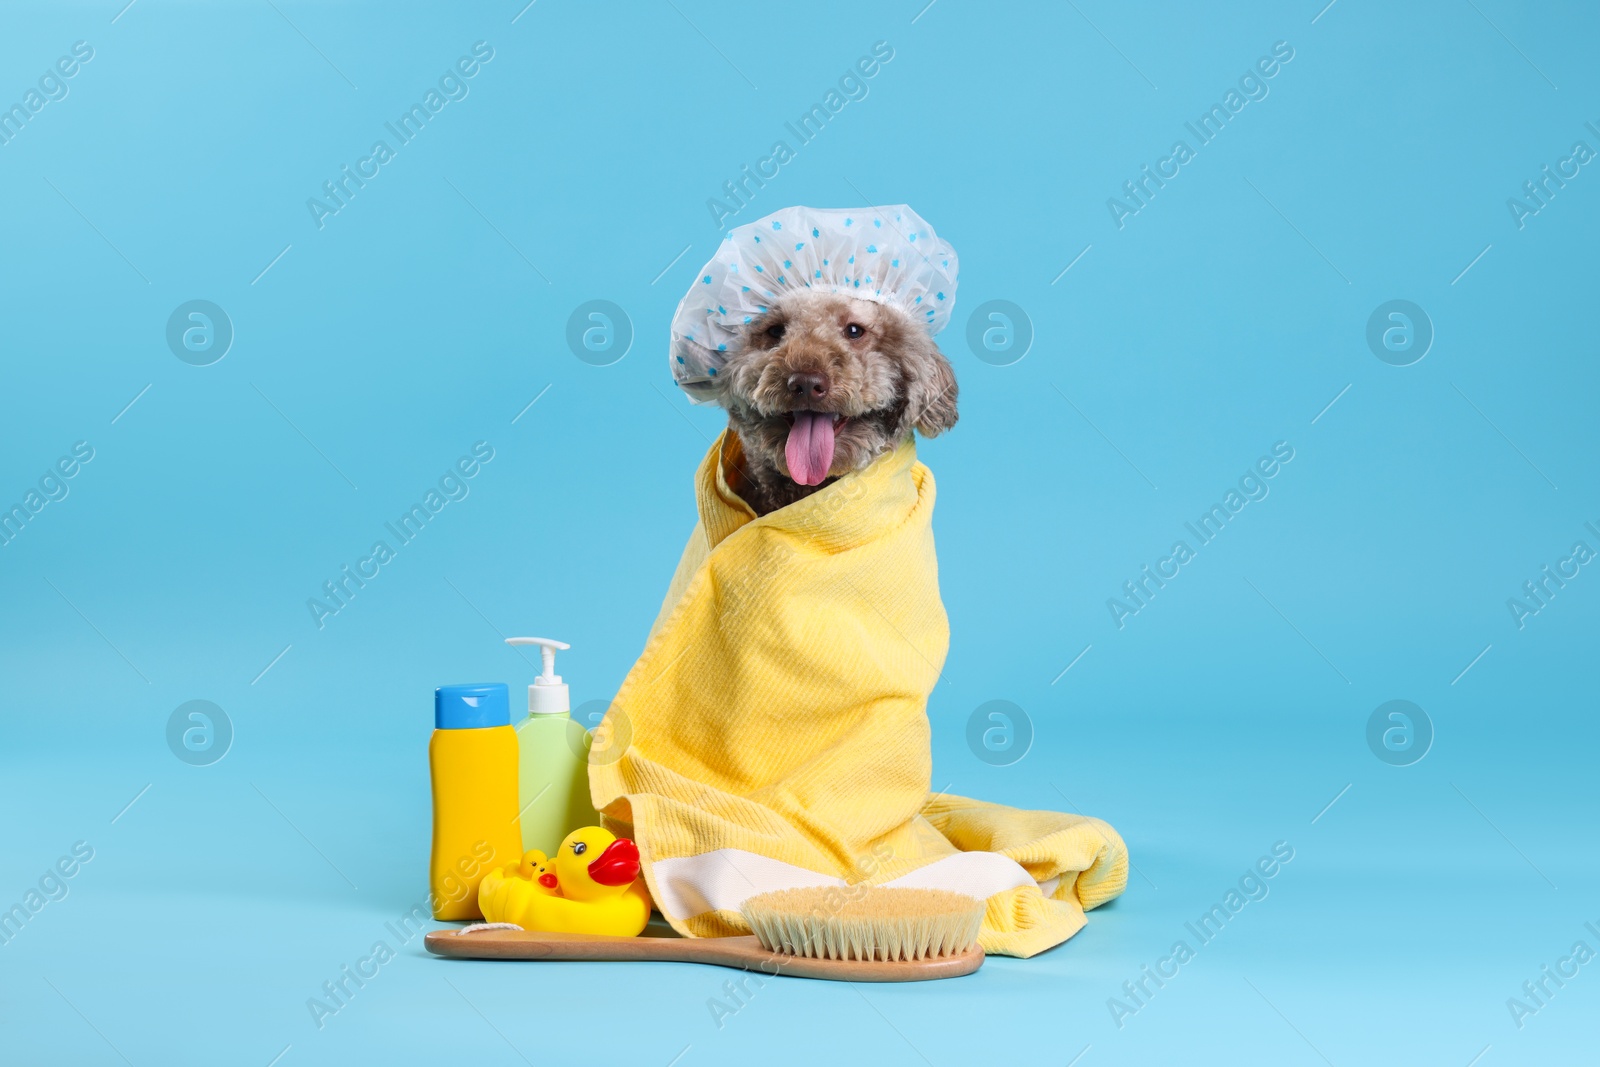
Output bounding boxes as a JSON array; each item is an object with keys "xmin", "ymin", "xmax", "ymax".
[{"xmin": 669, "ymin": 204, "xmax": 959, "ymax": 403}]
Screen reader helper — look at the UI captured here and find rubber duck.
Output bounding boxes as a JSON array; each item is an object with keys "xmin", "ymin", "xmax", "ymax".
[
  {"xmin": 514, "ymin": 850, "xmax": 559, "ymax": 893},
  {"xmin": 478, "ymin": 827, "xmax": 651, "ymax": 937}
]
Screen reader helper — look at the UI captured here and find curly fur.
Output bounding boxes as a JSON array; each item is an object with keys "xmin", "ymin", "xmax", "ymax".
[{"xmin": 707, "ymin": 290, "xmax": 958, "ymax": 515}]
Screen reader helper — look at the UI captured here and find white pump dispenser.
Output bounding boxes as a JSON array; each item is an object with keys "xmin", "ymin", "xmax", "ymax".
[
  {"xmin": 505, "ymin": 637, "xmax": 570, "ymax": 715},
  {"xmin": 502, "ymin": 635, "xmax": 595, "ymax": 855}
]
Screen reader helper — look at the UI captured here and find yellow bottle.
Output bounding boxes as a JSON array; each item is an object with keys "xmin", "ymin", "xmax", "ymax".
[{"xmin": 430, "ymin": 683, "xmax": 522, "ymax": 920}]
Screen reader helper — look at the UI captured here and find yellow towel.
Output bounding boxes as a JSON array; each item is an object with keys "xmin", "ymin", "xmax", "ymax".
[{"xmin": 588, "ymin": 431, "xmax": 1128, "ymax": 957}]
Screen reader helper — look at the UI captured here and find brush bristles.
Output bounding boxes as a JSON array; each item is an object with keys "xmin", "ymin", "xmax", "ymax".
[{"xmin": 740, "ymin": 887, "xmax": 984, "ymax": 962}]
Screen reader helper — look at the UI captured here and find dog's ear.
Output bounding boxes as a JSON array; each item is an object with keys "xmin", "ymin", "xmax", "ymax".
[{"xmin": 904, "ymin": 338, "xmax": 959, "ymax": 438}]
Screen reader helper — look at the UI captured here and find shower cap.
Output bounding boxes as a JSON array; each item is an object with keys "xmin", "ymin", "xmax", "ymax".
[{"xmin": 669, "ymin": 204, "xmax": 959, "ymax": 403}]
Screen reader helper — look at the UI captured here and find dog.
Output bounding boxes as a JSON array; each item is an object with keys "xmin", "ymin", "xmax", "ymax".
[{"xmin": 707, "ymin": 288, "xmax": 959, "ymax": 515}]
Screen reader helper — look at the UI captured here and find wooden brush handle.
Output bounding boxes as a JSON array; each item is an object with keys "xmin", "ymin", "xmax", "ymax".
[{"xmin": 424, "ymin": 927, "xmax": 983, "ymax": 983}]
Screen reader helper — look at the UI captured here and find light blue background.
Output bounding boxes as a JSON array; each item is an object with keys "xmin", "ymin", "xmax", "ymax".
[{"xmin": 2, "ymin": 1, "xmax": 1596, "ymax": 1064}]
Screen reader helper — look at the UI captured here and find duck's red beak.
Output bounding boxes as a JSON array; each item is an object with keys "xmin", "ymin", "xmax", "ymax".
[{"xmin": 587, "ymin": 838, "xmax": 640, "ymax": 887}]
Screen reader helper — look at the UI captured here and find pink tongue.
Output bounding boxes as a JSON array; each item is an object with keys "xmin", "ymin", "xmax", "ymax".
[{"xmin": 785, "ymin": 411, "xmax": 836, "ymax": 486}]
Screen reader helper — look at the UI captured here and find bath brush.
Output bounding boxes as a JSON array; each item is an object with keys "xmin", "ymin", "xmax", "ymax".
[{"xmin": 425, "ymin": 886, "xmax": 986, "ymax": 982}]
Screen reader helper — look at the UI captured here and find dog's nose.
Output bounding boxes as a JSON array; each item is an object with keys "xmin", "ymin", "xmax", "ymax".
[{"xmin": 787, "ymin": 372, "xmax": 829, "ymax": 399}]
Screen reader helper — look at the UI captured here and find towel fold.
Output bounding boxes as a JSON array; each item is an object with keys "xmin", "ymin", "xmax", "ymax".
[{"xmin": 588, "ymin": 431, "xmax": 1127, "ymax": 957}]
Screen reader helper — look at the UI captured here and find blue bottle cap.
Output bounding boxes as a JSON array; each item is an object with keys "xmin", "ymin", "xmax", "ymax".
[{"xmin": 434, "ymin": 683, "xmax": 510, "ymax": 730}]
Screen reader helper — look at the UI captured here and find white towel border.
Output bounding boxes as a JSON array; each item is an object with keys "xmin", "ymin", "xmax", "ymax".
[{"xmin": 649, "ymin": 847, "xmax": 1045, "ymax": 922}]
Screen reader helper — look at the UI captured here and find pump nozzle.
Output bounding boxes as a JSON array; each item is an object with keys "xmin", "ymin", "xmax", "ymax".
[{"xmin": 505, "ymin": 637, "xmax": 571, "ymax": 715}]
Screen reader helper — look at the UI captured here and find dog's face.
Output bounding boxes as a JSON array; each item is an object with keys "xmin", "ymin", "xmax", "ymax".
[{"xmin": 716, "ymin": 290, "xmax": 958, "ymax": 489}]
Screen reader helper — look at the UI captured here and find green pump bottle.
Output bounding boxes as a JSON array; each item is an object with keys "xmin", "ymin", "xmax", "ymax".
[{"xmin": 505, "ymin": 637, "xmax": 599, "ymax": 857}]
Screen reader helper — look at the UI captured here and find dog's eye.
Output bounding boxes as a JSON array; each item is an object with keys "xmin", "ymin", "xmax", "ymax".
[
  {"xmin": 844, "ymin": 323, "xmax": 865, "ymax": 340},
  {"xmin": 765, "ymin": 323, "xmax": 785, "ymax": 341}
]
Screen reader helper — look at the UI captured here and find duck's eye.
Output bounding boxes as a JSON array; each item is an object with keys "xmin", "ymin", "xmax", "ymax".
[
  {"xmin": 571, "ymin": 841, "xmax": 587, "ymax": 855},
  {"xmin": 765, "ymin": 323, "xmax": 785, "ymax": 341},
  {"xmin": 844, "ymin": 323, "xmax": 865, "ymax": 339}
]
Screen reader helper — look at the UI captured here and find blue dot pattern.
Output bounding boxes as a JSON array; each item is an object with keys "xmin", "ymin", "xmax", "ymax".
[{"xmin": 668, "ymin": 205, "xmax": 960, "ymax": 403}]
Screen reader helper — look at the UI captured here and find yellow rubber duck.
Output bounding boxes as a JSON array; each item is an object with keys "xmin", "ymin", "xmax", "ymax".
[
  {"xmin": 514, "ymin": 850, "xmax": 559, "ymax": 892},
  {"xmin": 478, "ymin": 827, "xmax": 651, "ymax": 937}
]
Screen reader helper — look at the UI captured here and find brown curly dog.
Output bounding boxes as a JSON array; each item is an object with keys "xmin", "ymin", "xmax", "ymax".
[{"xmin": 709, "ymin": 289, "xmax": 958, "ymax": 515}]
